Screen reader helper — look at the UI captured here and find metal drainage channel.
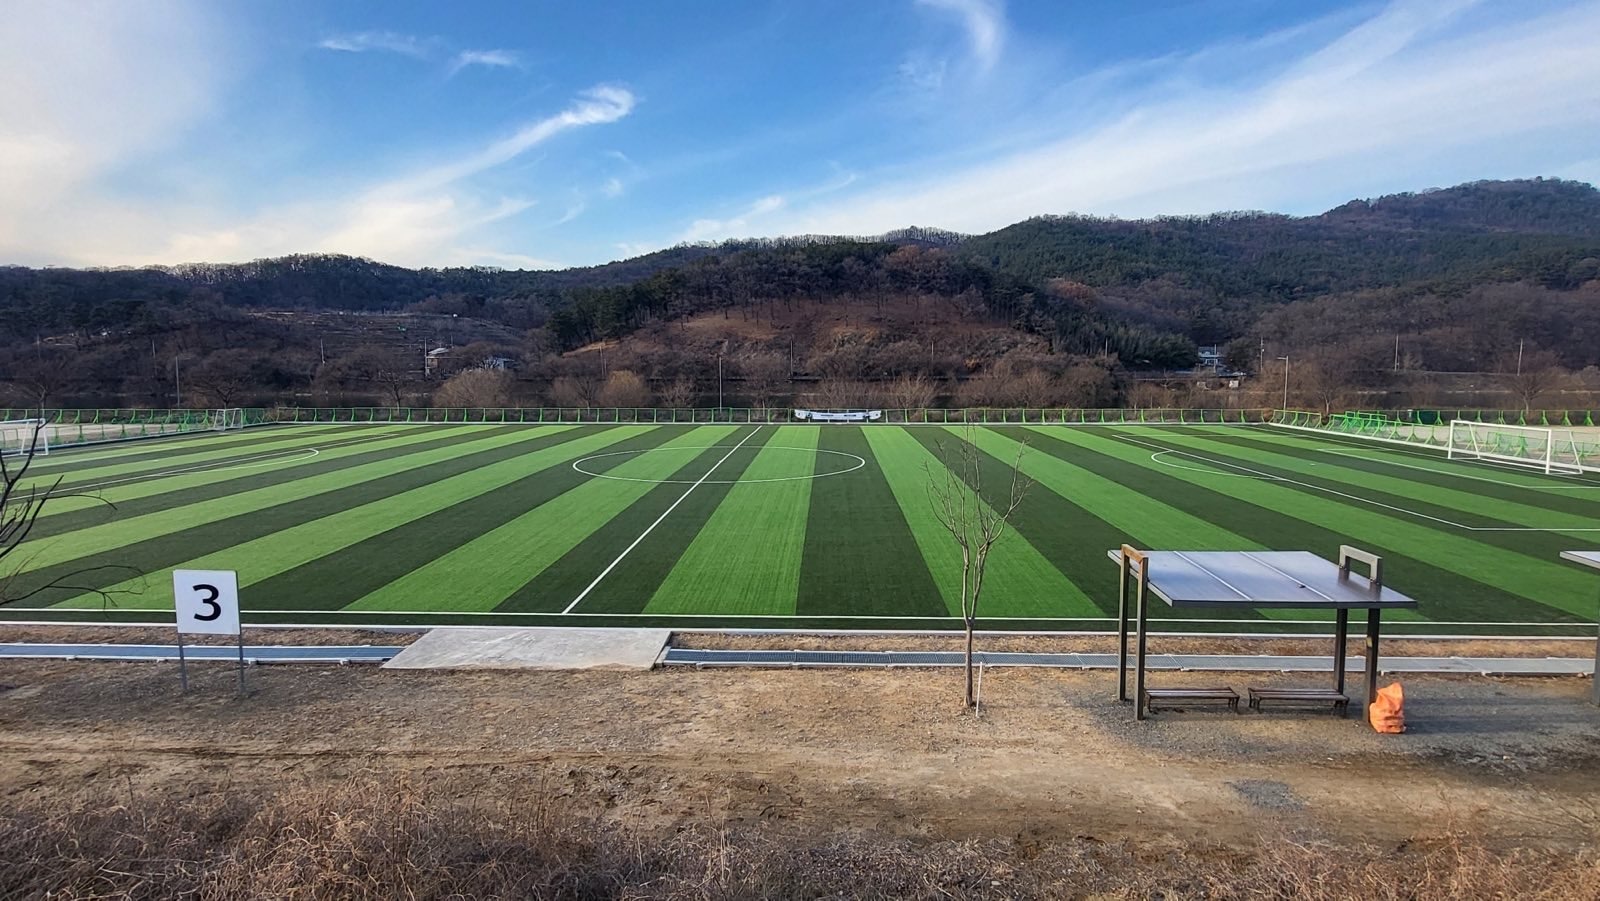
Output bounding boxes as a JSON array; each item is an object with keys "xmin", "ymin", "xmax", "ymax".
[
  {"xmin": 0, "ymin": 643, "xmax": 402, "ymax": 664},
  {"xmin": 663, "ymin": 649, "xmax": 1089, "ymax": 668}
]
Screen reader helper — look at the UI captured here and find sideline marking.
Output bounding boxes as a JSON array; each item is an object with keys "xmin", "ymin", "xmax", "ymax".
[
  {"xmin": 1119, "ymin": 435, "xmax": 1600, "ymax": 533},
  {"xmin": 562, "ymin": 426, "xmax": 765, "ymax": 613}
]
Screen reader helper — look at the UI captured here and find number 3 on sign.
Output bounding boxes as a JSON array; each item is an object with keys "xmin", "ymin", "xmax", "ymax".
[{"xmin": 173, "ymin": 570, "xmax": 241, "ymax": 635}]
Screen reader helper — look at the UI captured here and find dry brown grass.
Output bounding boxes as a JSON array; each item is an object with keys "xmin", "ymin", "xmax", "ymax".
[{"xmin": 3, "ymin": 776, "xmax": 1596, "ymax": 900}]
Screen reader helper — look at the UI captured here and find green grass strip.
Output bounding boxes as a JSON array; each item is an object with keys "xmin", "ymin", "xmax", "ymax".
[
  {"xmin": 352, "ymin": 426, "xmax": 742, "ymax": 612},
  {"xmin": 59, "ymin": 426, "xmax": 655, "ymax": 609},
  {"xmin": 24, "ymin": 424, "xmax": 348, "ymax": 476},
  {"xmin": 796, "ymin": 426, "xmax": 946, "ymax": 617},
  {"xmin": 869, "ymin": 427, "xmax": 1087, "ymax": 618},
  {"xmin": 13, "ymin": 427, "xmax": 574, "ymax": 583},
  {"xmin": 28, "ymin": 426, "xmax": 480, "ymax": 532},
  {"xmin": 956, "ymin": 426, "xmax": 1265, "ymax": 621},
  {"xmin": 261, "ymin": 426, "xmax": 693, "ymax": 610},
  {"xmin": 552, "ymin": 426, "xmax": 779, "ymax": 614},
  {"xmin": 644, "ymin": 426, "xmax": 821, "ymax": 615},
  {"xmin": 1066, "ymin": 426, "xmax": 1591, "ymax": 621},
  {"xmin": 1158, "ymin": 429, "xmax": 1600, "ymax": 534},
  {"xmin": 24, "ymin": 426, "xmax": 348, "ymax": 487}
]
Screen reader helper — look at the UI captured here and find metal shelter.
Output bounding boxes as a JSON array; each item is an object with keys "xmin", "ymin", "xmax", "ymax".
[{"xmin": 1111, "ymin": 545, "xmax": 1420, "ymax": 722}]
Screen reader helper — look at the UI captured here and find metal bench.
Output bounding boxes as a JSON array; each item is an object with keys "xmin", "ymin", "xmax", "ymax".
[
  {"xmin": 1141, "ymin": 687, "xmax": 1239, "ymax": 713},
  {"xmin": 1247, "ymin": 687, "xmax": 1350, "ymax": 716}
]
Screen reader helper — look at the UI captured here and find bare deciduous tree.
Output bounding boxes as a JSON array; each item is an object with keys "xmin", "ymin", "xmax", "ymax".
[
  {"xmin": 1502, "ymin": 349, "xmax": 1567, "ymax": 412},
  {"xmin": 885, "ymin": 374, "xmax": 937, "ymax": 414},
  {"xmin": 657, "ymin": 376, "xmax": 697, "ymax": 409},
  {"xmin": 432, "ymin": 369, "xmax": 514, "ymax": 408},
  {"xmin": 597, "ymin": 370, "xmax": 652, "ymax": 408},
  {"xmin": 924, "ymin": 426, "xmax": 1032, "ymax": 709}
]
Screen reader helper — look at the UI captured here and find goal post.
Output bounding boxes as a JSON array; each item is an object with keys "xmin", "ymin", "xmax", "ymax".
[
  {"xmin": 1447, "ymin": 419, "xmax": 1587, "ymax": 474},
  {"xmin": 0, "ymin": 418, "xmax": 50, "ymax": 457},
  {"xmin": 210, "ymin": 408, "xmax": 246, "ymax": 431}
]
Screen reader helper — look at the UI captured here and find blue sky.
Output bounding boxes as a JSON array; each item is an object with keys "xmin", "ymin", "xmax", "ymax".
[{"xmin": 3, "ymin": 0, "xmax": 1599, "ymax": 270}]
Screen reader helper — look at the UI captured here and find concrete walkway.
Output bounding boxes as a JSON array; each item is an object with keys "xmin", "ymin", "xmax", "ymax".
[{"xmin": 383, "ymin": 627, "xmax": 671, "ymax": 670}]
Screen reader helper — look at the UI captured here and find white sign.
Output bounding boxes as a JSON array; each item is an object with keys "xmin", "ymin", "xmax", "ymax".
[{"xmin": 173, "ymin": 569, "xmax": 241, "ymax": 635}]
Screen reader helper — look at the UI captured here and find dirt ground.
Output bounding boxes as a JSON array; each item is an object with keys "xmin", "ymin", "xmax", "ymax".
[
  {"xmin": 674, "ymin": 631, "xmax": 1597, "ymax": 660},
  {"xmin": 2, "ymin": 655, "xmax": 1598, "ymax": 857}
]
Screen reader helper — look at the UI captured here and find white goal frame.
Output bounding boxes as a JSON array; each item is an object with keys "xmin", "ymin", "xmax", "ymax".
[
  {"xmin": 211, "ymin": 408, "xmax": 246, "ymax": 431},
  {"xmin": 1446, "ymin": 419, "xmax": 1586, "ymax": 474},
  {"xmin": 0, "ymin": 418, "xmax": 50, "ymax": 457}
]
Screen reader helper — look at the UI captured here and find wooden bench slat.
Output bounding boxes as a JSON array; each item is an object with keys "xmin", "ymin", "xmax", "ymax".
[
  {"xmin": 1141, "ymin": 686, "xmax": 1239, "ymax": 713},
  {"xmin": 1246, "ymin": 686, "xmax": 1350, "ymax": 716}
]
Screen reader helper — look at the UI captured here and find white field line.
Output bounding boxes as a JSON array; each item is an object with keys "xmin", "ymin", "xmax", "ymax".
[
  {"xmin": 562, "ymin": 425, "xmax": 765, "ymax": 613},
  {"xmin": 1126, "ymin": 435, "xmax": 1600, "ymax": 533}
]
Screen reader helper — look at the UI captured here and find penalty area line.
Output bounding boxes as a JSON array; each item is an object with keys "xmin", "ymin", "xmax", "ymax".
[{"xmin": 561, "ymin": 425, "xmax": 765, "ymax": 614}]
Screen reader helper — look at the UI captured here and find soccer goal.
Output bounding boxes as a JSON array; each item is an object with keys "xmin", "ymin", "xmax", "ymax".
[
  {"xmin": 1447, "ymin": 420, "xmax": 1590, "ymax": 474},
  {"xmin": 0, "ymin": 418, "xmax": 50, "ymax": 457},
  {"xmin": 210, "ymin": 408, "xmax": 246, "ymax": 431}
]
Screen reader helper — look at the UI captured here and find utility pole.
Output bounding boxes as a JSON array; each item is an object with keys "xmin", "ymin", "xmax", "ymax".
[
  {"xmin": 173, "ymin": 356, "xmax": 182, "ymax": 408},
  {"xmin": 1517, "ymin": 339, "xmax": 1525, "ymax": 376},
  {"xmin": 1277, "ymin": 355, "xmax": 1290, "ymax": 410},
  {"xmin": 1393, "ymin": 334, "xmax": 1400, "ymax": 371}
]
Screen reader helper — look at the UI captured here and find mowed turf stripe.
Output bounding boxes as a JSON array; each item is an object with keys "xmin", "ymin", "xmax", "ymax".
[
  {"xmin": 1156, "ymin": 429, "xmax": 1600, "ymax": 534},
  {"xmin": 1137, "ymin": 430, "xmax": 1599, "ymax": 577},
  {"xmin": 956, "ymin": 426, "xmax": 1263, "ymax": 621},
  {"xmin": 1211, "ymin": 428, "xmax": 1600, "ymax": 519},
  {"xmin": 796, "ymin": 426, "xmax": 945, "ymax": 617},
  {"xmin": 253, "ymin": 426, "xmax": 692, "ymax": 610},
  {"xmin": 25, "ymin": 426, "xmax": 354, "ymax": 486},
  {"xmin": 872, "ymin": 427, "xmax": 1087, "ymax": 617},
  {"xmin": 27, "ymin": 426, "xmax": 483, "ymax": 536},
  {"xmin": 1248, "ymin": 425, "xmax": 1600, "ymax": 492},
  {"xmin": 644, "ymin": 427, "xmax": 821, "ymax": 615},
  {"xmin": 7, "ymin": 427, "xmax": 586, "ymax": 603},
  {"xmin": 495, "ymin": 425, "xmax": 753, "ymax": 613},
  {"xmin": 25, "ymin": 424, "xmax": 350, "ymax": 475},
  {"xmin": 1066, "ymin": 426, "xmax": 1585, "ymax": 622},
  {"xmin": 547, "ymin": 426, "xmax": 779, "ymax": 614},
  {"xmin": 56, "ymin": 426, "xmax": 650, "ymax": 609}
]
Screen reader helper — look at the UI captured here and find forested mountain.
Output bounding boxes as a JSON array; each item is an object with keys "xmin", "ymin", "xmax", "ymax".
[{"xmin": 1, "ymin": 178, "xmax": 1597, "ymax": 409}]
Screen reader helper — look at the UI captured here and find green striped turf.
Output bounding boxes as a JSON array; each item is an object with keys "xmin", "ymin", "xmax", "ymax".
[
  {"xmin": 28, "ymin": 426, "xmax": 498, "ymax": 537},
  {"xmin": 795, "ymin": 426, "xmax": 945, "ymax": 617},
  {"xmin": 58, "ymin": 425, "xmax": 641, "ymax": 609},
  {"xmin": 359, "ymin": 425, "xmax": 744, "ymax": 612},
  {"xmin": 15, "ymin": 422, "xmax": 1596, "ymax": 630},
  {"xmin": 873, "ymin": 427, "xmax": 1085, "ymax": 617},
  {"xmin": 1081, "ymin": 427, "xmax": 1584, "ymax": 622},
  {"xmin": 545, "ymin": 425, "xmax": 779, "ymax": 614},
  {"xmin": 254, "ymin": 425, "xmax": 690, "ymax": 610},
  {"xmin": 645, "ymin": 426, "xmax": 821, "ymax": 615}
]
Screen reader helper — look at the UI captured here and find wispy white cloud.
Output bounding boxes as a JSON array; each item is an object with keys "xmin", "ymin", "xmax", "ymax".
[
  {"xmin": 679, "ymin": 195, "xmax": 786, "ymax": 243},
  {"xmin": 754, "ymin": 0, "xmax": 1600, "ymax": 239},
  {"xmin": 449, "ymin": 48, "xmax": 522, "ymax": 75},
  {"xmin": 602, "ymin": 177, "xmax": 625, "ymax": 198},
  {"xmin": 916, "ymin": 0, "xmax": 1004, "ymax": 72},
  {"xmin": 318, "ymin": 30, "xmax": 432, "ymax": 58}
]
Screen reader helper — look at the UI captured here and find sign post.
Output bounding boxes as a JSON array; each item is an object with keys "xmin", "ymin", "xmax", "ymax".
[{"xmin": 172, "ymin": 569, "xmax": 244, "ymax": 694}]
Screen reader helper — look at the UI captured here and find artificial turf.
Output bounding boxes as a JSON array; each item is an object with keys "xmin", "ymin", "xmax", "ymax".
[{"xmin": 10, "ymin": 421, "xmax": 1600, "ymax": 633}]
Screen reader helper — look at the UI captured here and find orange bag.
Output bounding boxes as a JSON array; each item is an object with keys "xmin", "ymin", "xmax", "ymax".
[{"xmin": 1369, "ymin": 682, "xmax": 1405, "ymax": 734}]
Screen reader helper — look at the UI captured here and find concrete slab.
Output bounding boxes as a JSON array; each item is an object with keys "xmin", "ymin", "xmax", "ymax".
[{"xmin": 383, "ymin": 628, "xmax": 670, "ymax": 671}]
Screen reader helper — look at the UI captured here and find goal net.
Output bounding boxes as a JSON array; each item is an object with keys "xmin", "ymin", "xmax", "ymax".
[
  {"xmin": 1447, "ymin": 420, "xmax": 1589, "ymax": 474},
  {"xmin": 210, "ymin": 408, "xmax": 246, "ymax": 431},
  {"xmin": 0, "ymin": 418, "xmax": 50, "ymax": 457}
]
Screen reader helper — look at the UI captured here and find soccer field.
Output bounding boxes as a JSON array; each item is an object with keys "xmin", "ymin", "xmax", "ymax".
[{"xmin": 8, "ymin": 421, "xmax": 1600, "ymax": 634}]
